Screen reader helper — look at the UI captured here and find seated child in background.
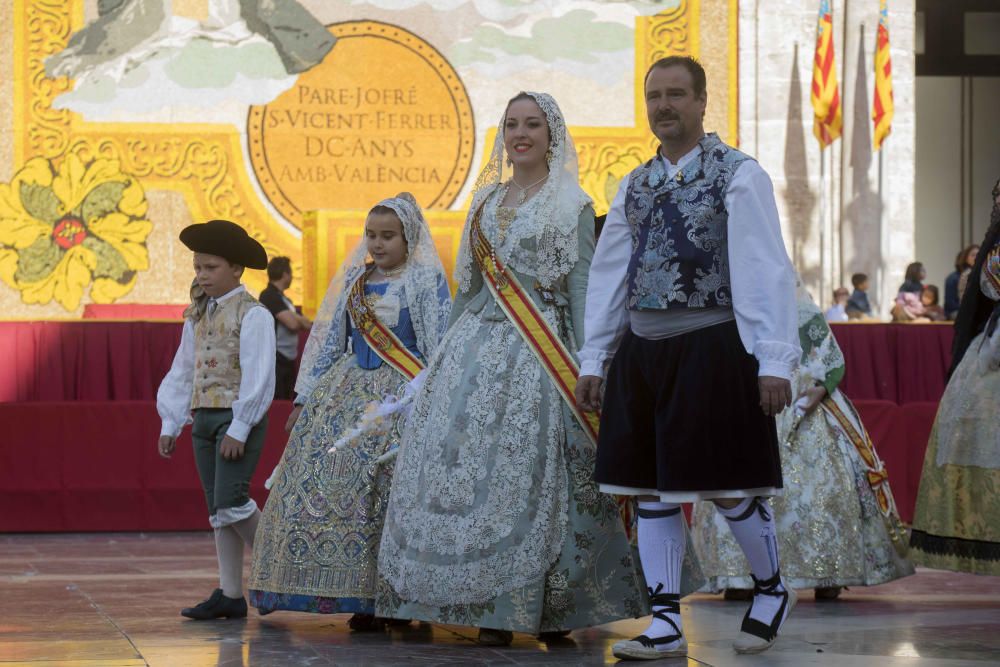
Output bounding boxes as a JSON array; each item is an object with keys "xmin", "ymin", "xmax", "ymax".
[
  {"xmin": 846, "ymin": 273, "xmax": 874, "ymax": 320},
  {"xmin": 891, "ymin": 284, "xmax": 946, "ymax": 322},
  {"xmin": 920, "ymin": 284, "xmax": 946, "ymax": 321},
  {"xmin": 824, "ymin": 287, "xmax": 850, "ymax": 322}
]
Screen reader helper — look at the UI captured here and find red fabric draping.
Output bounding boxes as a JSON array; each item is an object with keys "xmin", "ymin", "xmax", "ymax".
[
  {"xmin": 831, "ymin": 323, "xmax": 953, "ymax": 403},
  {"xmin": 0, "ymin": 322, "xmax": 183, "ymax": 402},
  {"xmin": 82, "ymin": 304, "xmax": 187, "ymax": 319},
  {"xmin": 0, "ymin": 320, "xmax": 947, "ymax": 531},
  {"xmin": 851, "ymin": 400, "xmax": 938, "ymax": 524},
  {"xmin": 0, "ymin": 321, "xmax": 307, "ymax": 403},
  {"xmin": 0, "ymin": 401, "xmax": 293, "ymax": 532},
  {"xmin": 0, "ymin": 399, "xmax": 936, "ymax": 532},
  {"xmin": 0, "ymin": 320, "xmax": 949, "ymax": 404}
]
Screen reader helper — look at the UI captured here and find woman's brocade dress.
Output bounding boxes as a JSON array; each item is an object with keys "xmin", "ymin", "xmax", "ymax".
[{"xmin": 910, "ymin": 247, "xmax": 1000, "ymax": 575}]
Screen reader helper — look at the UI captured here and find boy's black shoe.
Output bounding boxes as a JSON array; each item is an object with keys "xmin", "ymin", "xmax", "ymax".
[{"xmin": 181, "ymin": 588, "xmax": 248, "ymax": 620}]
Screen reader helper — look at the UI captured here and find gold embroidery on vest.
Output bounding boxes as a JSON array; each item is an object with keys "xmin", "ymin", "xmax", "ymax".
[{"xmin": 191, "ymin": 290, "xmax": 260, "ymax": 409}]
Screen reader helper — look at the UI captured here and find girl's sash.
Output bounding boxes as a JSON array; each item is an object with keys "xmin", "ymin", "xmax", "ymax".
[
  {"xmin": 821, "ymin": 396, "xmax": 909, "ymax": 555},
  {"xmin": 469, "ymin": 201, "xmax": 601, "ymax": 446},
  {"xmin": 346, "ymin": 270, "xmax": 424, "ymax": 381}
]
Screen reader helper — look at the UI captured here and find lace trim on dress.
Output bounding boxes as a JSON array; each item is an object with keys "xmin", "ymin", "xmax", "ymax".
[{"xmin": 378, "ymin": 310, "xmax": 570, "ymax": 605}]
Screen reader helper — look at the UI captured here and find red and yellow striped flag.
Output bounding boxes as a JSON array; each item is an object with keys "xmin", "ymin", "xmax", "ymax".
[
  {"xmin": 872, "ymin": 0, "xmax": 894, "ymax": 150},
  {"xmin": 811, "ymin": 0, "xmax": 842, "ymax": 147}
]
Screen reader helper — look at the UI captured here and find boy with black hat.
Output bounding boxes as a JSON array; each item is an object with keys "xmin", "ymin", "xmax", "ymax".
[{"xmin": 156, "ymin": 219, "xmax": 276, "ymax": 620}]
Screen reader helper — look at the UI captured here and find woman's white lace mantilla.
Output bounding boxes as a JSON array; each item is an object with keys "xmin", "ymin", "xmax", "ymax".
[{"xmin": 454, "ymin": 91, "xmax": 591, "ymax": 292}]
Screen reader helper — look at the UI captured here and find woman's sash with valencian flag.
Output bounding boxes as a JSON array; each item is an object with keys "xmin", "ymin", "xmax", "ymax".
[
  {"xmin": 821, "ymin": 396, "xmax": 909, "ymax": 557},
  {"xmin": 469, "ymin": 201, "xmax": 601, "ymax": 447},
  {"xmin": 345, "ymin": 269, "xmax": 424, "ymax": 381}
]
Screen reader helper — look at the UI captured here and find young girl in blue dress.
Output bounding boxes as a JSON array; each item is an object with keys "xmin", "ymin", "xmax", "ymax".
[{"xmin": 248, "ymin": 194, "xmax": 451, "ymax": 629}]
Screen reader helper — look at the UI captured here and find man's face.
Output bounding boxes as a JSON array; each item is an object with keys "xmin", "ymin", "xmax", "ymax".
[
  {"xmin": 279, "ymin": 270, "xmax": 292, "ymax": 291},
  {"xmin": 644, "ymin": 65, "xmax": 706, "ymax": 146}
]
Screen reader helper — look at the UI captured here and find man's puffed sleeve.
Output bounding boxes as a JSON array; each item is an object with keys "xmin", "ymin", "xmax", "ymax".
[{"xmin": 726, "ymin": 161, "xmax": 801, "ymax": 380}]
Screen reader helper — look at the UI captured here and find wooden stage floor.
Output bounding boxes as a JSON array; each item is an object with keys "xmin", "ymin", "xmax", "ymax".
[{"xmin": 1, "ymin": 533, "xmax": 998, "ymax": 666}]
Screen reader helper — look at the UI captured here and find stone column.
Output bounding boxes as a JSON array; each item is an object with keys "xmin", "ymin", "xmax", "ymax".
[{"xmin": 739, "ymin": 0, "xmax": 915, "ymax": 315}]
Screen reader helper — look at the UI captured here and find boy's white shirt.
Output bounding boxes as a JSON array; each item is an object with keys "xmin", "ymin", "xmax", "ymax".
[{"xmin": 156, "ymin": 284, "xmax": 276, "ymax": 442}]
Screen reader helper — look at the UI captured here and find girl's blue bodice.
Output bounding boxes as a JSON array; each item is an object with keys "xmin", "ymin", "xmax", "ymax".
[{"xmin": 346, "ymin": 281, "xmax": 421, "ymax": 369}]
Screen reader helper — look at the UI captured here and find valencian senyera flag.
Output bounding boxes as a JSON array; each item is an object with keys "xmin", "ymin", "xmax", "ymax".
[
  {"xmin": 872, "ymin": 0, "xmax": 894, "ymax": 151},
  {"xmin": 811, "ymin": 0, "xmax": 842, "ymax": 147}
]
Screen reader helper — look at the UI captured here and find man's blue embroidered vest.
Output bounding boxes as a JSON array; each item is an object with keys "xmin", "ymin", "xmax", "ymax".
[{"xmin": 624, "ymin": 133, "xmax": 752, "ymax": 311}]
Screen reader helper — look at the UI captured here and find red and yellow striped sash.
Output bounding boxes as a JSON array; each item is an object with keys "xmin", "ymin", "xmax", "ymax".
[
  {"xmin": 821, "ymin": 396, "xmax": 908, "ymax": 554},
  {"xmin": 346, "ymin": 270, "xmax": 424, "ymax": 381},
  {"xmin": 469, "ymin": 202, "xmax": 601, "ymax": 446}
]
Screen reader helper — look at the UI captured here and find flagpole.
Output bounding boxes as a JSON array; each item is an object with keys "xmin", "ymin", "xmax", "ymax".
[
  {"xmin": 819, "ymin": 146, "xmax": 826, "ymax": 303},
  {"xmin": 877, "ymin": 145, "xmax": 885, "ymax": 316}
]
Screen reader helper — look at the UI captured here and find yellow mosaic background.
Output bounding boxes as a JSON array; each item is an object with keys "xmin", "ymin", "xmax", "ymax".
[{"xmin": 0, "ymin": 0, "xmax": 737, "ymax": 319}]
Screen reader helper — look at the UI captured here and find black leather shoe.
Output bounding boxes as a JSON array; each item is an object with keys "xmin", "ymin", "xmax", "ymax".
[
  {"xmin": 181, "ymin": 588, "xmax": 248, "ymax": 620},
  {"xmin": 478, "ymin": 628, "xmax": 513, "ymax": 646},
  {"xmin": 348, "ymin": 613, "xmax": 387, "ymax": 632}
]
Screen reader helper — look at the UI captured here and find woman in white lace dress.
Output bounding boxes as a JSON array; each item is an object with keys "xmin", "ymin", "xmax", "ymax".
[{"xmin": 376, "ymin": 92, "xmax": 647, "ymax": 646}]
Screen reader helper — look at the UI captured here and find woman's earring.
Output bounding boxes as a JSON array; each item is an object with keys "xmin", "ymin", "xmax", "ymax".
[
  {"xmin": 506, "ymin": 157, "xmax": 512, "ymax": 168},
  {"xmin": 545, "ymin": 148, "xmax": 553, "ymax": 162}
]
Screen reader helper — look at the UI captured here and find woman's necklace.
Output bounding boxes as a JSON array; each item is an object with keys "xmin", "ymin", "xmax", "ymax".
[
  {"xmin": 376, "ymin": 262, "xmax": 406, "ymax": 277},
  {"xmin": 509, "ymin": 174, "xmax": 548, "ymax": 206},
  {"xmin": 497, "ymin": 175, "xmax": 546, "ymax": 244}
]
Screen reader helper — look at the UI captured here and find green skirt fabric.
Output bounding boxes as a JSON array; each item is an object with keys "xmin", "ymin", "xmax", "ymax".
[{"xmin": 910, "ymin": 332, "xmax": 1000, "ymax": 575}]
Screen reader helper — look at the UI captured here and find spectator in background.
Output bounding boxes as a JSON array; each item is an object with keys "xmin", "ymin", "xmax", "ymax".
[
  {"xmin": 259, "ymin": 257, "xmax": 311, "ymax": 400},
  {"xmin": 920, "ymin": 285, "xmax": 946, "ymax": 321},
  {"xmin": 958, "ymin": 246, "xmax": 980, "ymax": 315},
  {"xmin": 891, "ymin": 283, "xmax": 946, "ymax": 322},
  {"xmin": 898, "ymin": 262, "xmax": 926, "ymax": 295},
  {"xmin": 945, "ymin": 245, "xmax": 980, "ymax": 319},
  {"xmin": 824, "ymin": 287, "xmax": 850, "ymax": 322},
  {"xmin": 846, "ymin": 273, "xmax": 874, "ymax": 319}
]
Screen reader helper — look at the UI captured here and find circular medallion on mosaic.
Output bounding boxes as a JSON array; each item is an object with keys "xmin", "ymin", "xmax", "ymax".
[{"xmin": 248, "ymin": 21, "xmax": 475, "ymax": 226}]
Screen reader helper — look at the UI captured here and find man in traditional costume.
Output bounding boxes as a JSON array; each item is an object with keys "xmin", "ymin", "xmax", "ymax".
[
  {"xmin": 157, "ymin": 219, "xmax": 275, "ymax": 620},
  {"xmin": 691, "ymin": 281, "xmax": 913, "ymax": 599},
  {"xmin": 576, "ymin": 56, "xmax": 800, "ymax": 659}
]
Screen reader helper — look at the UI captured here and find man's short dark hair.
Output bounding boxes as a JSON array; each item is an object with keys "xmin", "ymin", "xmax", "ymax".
[
  {"xmin": 644, "ymin": 56, "xmax": 707, "ymax": 98},
  {"xmin": 851, "ymin": 272, "xmax": 868, "ymax": 288},
  {"xmin": 267, "ymin": 256, "xmax": 292, "ymax": 282}
]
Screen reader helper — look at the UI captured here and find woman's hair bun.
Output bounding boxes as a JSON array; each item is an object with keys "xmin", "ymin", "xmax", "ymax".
[{"xmin": 395, "ymin": 191, "xmax": 418, "ymax": 206}]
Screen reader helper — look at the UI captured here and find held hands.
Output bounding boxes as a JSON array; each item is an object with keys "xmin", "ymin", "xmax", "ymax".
[
  {"xmin": 759, "ymin": 375, "xmax": 792, "ymax": 417},
  {"xmin": 157, "ymin": 435, "xmax": 176, "ymax": 459},
  {"xmin": 220, "ymin": 435, "xmax": 246, "ymax": 461},
  {"xmin": 797, "ymin": 384, "xmax": 828, "ymax": 416},
  {"xmin": 285, "ymin": 405, "xmax": 304, "ymax": 433},
  {"xmin": 575, "ymin": 375, "xmax": 604, "ymax": 413}
]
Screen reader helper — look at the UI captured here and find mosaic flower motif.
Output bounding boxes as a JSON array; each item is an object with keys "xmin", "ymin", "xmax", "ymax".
[{"xmin": 0, "ymin": 155, "xmax": 152, "ymax": 310}]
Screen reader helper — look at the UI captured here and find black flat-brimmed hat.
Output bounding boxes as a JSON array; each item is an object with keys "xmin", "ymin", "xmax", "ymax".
[{"xmin": 180, "ymin": 219, "xmax": 268, "ymax": 269}]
